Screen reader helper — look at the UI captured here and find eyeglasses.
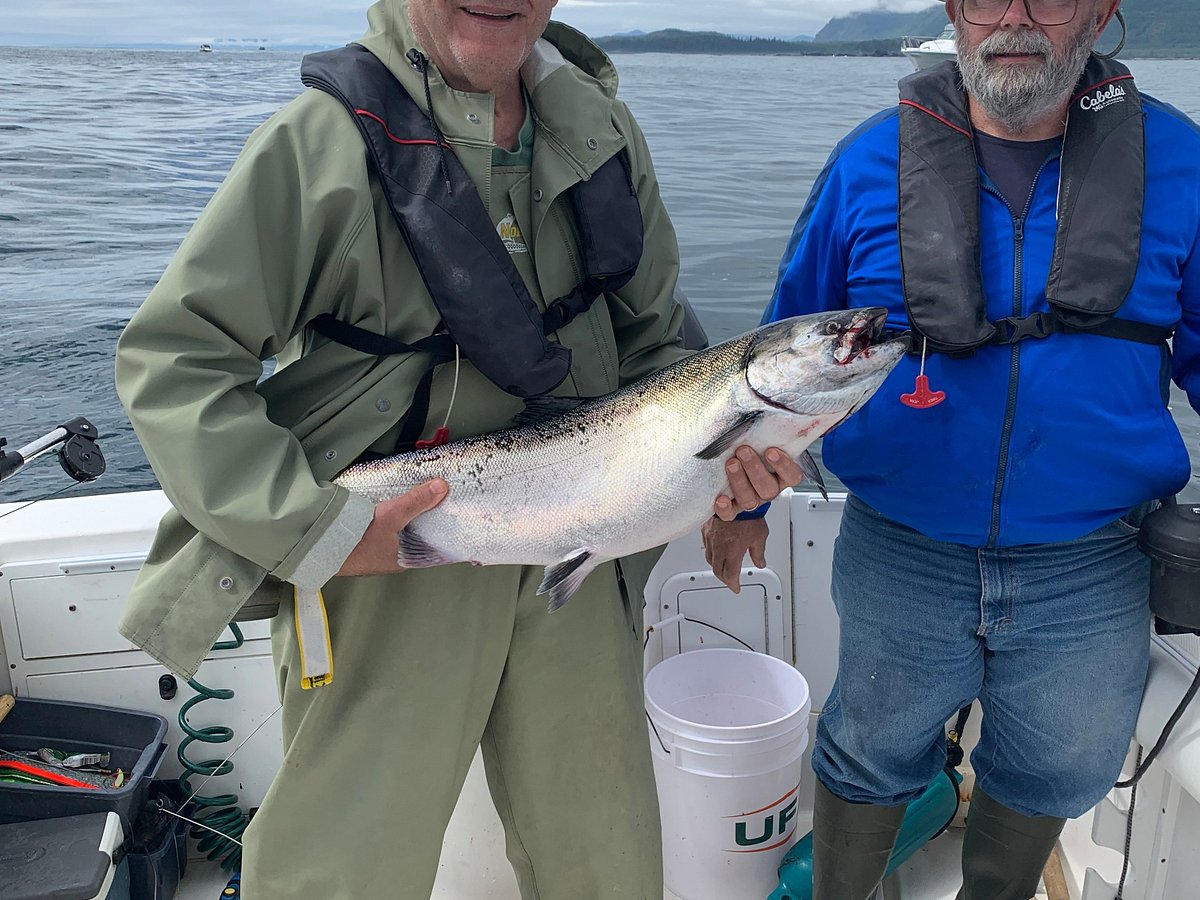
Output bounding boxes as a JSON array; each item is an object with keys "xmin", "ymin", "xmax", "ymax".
[{"xmin": 960, "ymin": 0, "xmax": 1079, "ymax": 27}]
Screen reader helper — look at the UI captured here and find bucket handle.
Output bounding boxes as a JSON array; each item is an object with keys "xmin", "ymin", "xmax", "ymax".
[
  {"xmin": 644, "ymin": 614, "xmax": 755, "ymax": 652},
  {"xmin": 647, "ymin": 713, "xmax": 671, "ymax": 755},
  {"xmin": 644, "ymin": 615, "xmax": 756, "ymax": 755}
]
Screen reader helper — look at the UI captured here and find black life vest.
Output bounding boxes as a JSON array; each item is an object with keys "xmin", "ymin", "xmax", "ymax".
[
  {"xmin": 299, "ymin": 44, "xmax": 645, "ymax": 446},
  {"xmin": 897, "ymin": 55, "xmax": 1173, "ymax": 356}
]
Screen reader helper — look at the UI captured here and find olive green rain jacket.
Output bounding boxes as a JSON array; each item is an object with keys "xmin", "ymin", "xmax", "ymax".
[{"xmin": 114, "ymin": 0, "xmax": 691, "ymax": 679}]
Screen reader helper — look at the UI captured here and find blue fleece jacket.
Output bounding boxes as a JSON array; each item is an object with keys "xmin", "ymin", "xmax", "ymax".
[{"xmin": 764, "ymin": 95, "xmax": 1200, "ymax": 547}]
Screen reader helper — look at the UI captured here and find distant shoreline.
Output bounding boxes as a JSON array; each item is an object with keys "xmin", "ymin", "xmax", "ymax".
[
  {"xmin": 0, "ymin": 42, "xmax": 340, "ymax": 52},
  {"xmin": 3, "ymin": 39, "xmax": 1197, "ymax": 61},
  {"xmin": 596, "ymin": 33, "xmax": 901, "ymax": 58},
  {"xmin": 601, "ymin": 49, "xmax": 1200, "ymax": 60},
  {"xmin": 593, "ymin": 32, "xmax": 1199, "ymax": 60}
]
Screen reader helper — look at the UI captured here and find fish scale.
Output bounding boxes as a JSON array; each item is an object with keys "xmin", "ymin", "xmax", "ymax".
[{"xmin": 334, "ymin": 309, "xmax": 905, "ymax": 610}]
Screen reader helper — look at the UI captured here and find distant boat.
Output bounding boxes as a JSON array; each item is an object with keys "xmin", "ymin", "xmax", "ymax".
[
  {"xmin": 900, "ymin": 24, "xmax": 957, "ymax": 70},
  {"xmin": 199, "ymin": 43, "xmax": 213, "ymax": 53}
]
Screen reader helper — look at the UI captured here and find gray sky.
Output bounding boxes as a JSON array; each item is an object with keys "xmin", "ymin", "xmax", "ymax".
[{"xmin": 2, "ymin": 1, "xmax": 942, "ymax": 46}]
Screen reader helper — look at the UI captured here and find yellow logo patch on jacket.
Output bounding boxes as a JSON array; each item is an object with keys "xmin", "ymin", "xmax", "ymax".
[{"xmin": 497, "ymin": 213, "xmax": 528, "ymax": 255}]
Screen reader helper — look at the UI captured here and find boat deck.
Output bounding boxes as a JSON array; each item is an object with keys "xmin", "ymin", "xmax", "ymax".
[{"xmin": 173, "ymin": 825, "xmax": 1055, "ymax": 900}]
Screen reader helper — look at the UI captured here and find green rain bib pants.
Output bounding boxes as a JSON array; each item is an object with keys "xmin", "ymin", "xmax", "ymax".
[{"xmin": 241, "ymin": 558, "xmax": 663, "ymax": 900}]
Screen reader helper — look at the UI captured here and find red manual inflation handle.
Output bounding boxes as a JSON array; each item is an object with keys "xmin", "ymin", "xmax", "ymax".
[
  {"xmin": 901, "ymin": 374, "xmax": 946, "ymax": 409},
  {"xmin": 416, "ymin": 426, "xmax": 451, "ymax": 450},
  {"xmin": 901, "ymin": 337, "xmax": 946, "ymax": 409}
]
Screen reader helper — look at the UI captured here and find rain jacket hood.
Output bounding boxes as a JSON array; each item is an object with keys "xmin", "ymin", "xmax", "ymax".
[{"xmin": 358, "ymin": 0, "xmax": 622, "ymax": 172}]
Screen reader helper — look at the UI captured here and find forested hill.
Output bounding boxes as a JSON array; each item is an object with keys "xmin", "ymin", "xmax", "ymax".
[
  {"xmin": 594, "ymin": 29, "xmax": 898, "ymax": 57},
  {"xmin": 1122, "ymin": 0, "xmax": 1200, "ymax": 54},
  {"xmin": 814, "ymin": 7, "xmax": 947, "ymax": 42},
  {"xmin": 816, "ymin": 1, "xmax": 1200, "ymax": 57}
]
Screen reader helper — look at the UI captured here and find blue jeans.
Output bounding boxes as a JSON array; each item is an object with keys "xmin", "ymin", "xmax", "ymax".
[{"xmin": 812, "ymin": 495, "xmax": 1152, "ymax": 819}]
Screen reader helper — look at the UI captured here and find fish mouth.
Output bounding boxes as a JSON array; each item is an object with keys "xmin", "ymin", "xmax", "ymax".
[
  {"xmin": 830, "ymin": 309, "xmax": 894, "ymax": 365},
  {"xmin": 745, "ymin": 308, "xmax": 907, "ymax": 416}
]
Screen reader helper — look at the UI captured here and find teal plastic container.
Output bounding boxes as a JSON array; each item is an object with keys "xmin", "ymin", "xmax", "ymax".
[{"xmin": 768, "ymin": 768, "xmax": 962, "ymax": 900}]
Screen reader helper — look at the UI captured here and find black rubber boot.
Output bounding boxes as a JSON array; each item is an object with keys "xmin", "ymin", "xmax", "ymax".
[
  {"xmin": 812, "ymin": 780, "xmax": 907, "ymax": 900},
  {"xmin": 955, "ymin": 787, "xmax": 1066, "ymax": 900}
]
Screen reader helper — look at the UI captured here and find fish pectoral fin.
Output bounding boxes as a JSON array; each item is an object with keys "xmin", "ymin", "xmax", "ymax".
[
  {"xmin": 397, "ymin": 526, "xmax": 458, "ymax": 569},
  {"xmin": 512, "ymin": 395, "xmax": 593, "ymax": 428},
  {"xmin": 799, "ymin": 449, "xmax": 830, "ymax": 502},
  {"xmin": 694, "ymin": 411, "xmax": 763, "ymax": 461},
  {"xmin": 537, "ymin": 549, "xmax": 597, "ymax": 613}
]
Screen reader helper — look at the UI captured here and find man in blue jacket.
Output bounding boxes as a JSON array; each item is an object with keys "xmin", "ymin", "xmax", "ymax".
[{"xmin": 705, "ymin": 1, "xmax": 1200, "ymax": 898}]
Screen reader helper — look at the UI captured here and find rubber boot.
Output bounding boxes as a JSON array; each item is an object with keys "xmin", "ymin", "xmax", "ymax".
[
  {"xmin": 812, "ymin": 780, "xmax": 907, "ymax": 900},
  {"xmin": 955, "ymin": 787, "xmax": 1067, "ymax": 900}
]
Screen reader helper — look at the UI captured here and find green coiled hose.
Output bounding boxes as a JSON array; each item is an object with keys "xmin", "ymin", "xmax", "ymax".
[{"xmin": 177, "ymin": 623, "xmax": 249, "ymax": 872}]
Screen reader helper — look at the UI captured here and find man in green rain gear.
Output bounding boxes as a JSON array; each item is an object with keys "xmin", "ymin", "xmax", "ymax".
[{"xmin": 114, "ymin": 1, "xmax": 802, "ymax": 897}]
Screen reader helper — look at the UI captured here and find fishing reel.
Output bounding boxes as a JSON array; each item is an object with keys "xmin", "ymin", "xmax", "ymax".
[
  {"xmin": 1138, "ymin": 496, "xmax": 1200, "ymax": 636},
  {"xmin": 0, "ymin": 416, "xmax": 106, "ymax": 485},
  {"xmin": 1114, "ymin": 494, "xmax": 1200, "ymax": 791}
]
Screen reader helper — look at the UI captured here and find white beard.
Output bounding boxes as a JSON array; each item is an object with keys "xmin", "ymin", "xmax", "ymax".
[{"xmin": 956, "ymin": 15, "xmax": 1098, "ymax": 135}]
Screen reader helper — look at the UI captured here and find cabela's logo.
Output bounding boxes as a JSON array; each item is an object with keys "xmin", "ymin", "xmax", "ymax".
[
  {"xmin": 724, "ymin": 785, "xmax": 800, "ymax": 853},
  {"xmin": 1080, "ymin": 82, "xmax": 1127, "ymax": 112}
]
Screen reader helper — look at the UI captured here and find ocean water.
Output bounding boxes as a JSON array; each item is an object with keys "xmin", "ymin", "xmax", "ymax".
[{"xmin": 1, "ymin": 48, "xmax": 1198, "ymax": 503}]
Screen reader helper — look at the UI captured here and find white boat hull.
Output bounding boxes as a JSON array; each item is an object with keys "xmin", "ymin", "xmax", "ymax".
[
  {"xmin": 2, "ymin": 490, "xmax": 1199, "ymax": 899},
  {"xmin": 901, "ymin": 26, "xmax": 958, "ymax": 71},
  {"xmin": 902, "ymin": 48, "xmax": 958, "ymax": 70}
]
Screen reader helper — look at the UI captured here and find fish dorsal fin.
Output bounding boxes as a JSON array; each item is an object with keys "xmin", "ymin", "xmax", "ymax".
[
  {"xmin": 537, "ymin": 548, "xmax": 597, "ymax": 612},
  {"xmin": 694, "ymin": 411, "xmax": 763, "ymax": 461},
  {"xmin": 799, "ymin": 449, "xmax": 829, "ymax": 501},
  {"xmin": 512, "ymin": 396, "xmax": 591, "ymax": 428}
]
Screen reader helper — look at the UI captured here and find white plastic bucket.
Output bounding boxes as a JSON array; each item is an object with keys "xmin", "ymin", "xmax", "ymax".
[{"xmin": 645, "ymin": 648, "xmax": 811, "ymax": 900}]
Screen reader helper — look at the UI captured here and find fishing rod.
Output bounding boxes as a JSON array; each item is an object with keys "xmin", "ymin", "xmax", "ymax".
[{"xmin": 0, "ymin": 417, "xmax": 106, "ymax": 488}]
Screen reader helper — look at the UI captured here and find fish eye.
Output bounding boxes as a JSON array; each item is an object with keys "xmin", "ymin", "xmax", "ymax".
[{"xmin": 824, "ymin": 321, "xmax": 840, "ymax": 335}]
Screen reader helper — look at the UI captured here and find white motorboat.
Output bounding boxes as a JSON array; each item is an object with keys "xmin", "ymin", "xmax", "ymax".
[
  {"xmin": 901, "ymin": 24, "xmax": 958, "ymax": 70},
  {"xmin": 1, "ymin": 422, "xmax": 1198, "ymax": 900}
]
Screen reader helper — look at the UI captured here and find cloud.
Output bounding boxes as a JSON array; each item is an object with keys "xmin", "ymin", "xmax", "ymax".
[{"xmin": 1, "ymin": 0, "xmax": 943, "ymax": 45}]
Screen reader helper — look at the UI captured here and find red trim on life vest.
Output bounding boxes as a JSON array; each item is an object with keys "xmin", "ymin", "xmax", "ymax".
[
  {"xmin": 354, "ymin": 109, "xmax": 449, "ymax": 148},
  {"xmin": 900, "ymin": 99, "xmax": 973, "ymax": 139}
]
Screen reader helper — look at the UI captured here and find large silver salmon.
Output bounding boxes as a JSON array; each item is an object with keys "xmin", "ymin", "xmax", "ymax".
[{"xmin": 334, "ymin": 308, "xmax": 905, "ymax": 610}]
